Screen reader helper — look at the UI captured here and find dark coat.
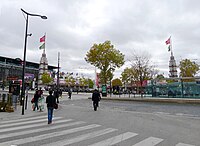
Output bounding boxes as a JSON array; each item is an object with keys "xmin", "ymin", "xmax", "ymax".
[
  {"xmin": 92, "ymin": 90, "xmax": 101, "ymax": 102},
  {"xmin": 34, "ymin": 93, "xmax": 40, "ymax": 102},
  {"xmin": 46, "ymin": 94, "xmax": 56, "ymax": 108}
]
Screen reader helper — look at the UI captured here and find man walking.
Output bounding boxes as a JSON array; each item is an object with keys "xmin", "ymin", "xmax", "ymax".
[
  {"xmin": 46, "ymin": 90, "xmax": 57, "ymax": 124},
  {"xmin": 92, "ymin": 89, "xmax": 101, "ymax": 111}
]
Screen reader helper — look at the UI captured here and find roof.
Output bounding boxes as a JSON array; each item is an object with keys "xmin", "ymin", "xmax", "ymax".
[{"xmin": 0, "ymin": 56, "xmax": 57, "ymax": 70}]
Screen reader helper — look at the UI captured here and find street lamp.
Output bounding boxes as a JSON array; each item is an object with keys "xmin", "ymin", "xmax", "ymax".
[{"xmin": 21, "ymin": 8, "xmax": 47, "ymax": 115}]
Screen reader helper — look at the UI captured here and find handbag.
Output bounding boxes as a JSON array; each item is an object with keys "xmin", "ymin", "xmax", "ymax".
[
  {"xmin": 54, "ymin": 103, "xmax": 58, "ymax": 109},
  {"xmin": 31, "ymin": 97, "xmax": 34, "ymax": 103}
]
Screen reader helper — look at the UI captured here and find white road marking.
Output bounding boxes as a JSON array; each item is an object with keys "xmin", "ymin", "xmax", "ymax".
[
  {"xmin": 0, "ymin": 117, "xmax": 62, "ymax": 133},
  {"xmin": 132, "ymin": 137, "xmax": 163, "ymax": 146},
  {"xmin": 88, "ymin": 132, "xmax": 138, "ymax": 146},
  {"xmin": 0, "ymin": 117, "xmax": 61, "ymax": 128},
  {"xmin": 176, "ymin": 143, "xmax": 195, "ymax": 146},
  {"xmin": 41, "ymin": 128, "xmax": 117, "ymax": 146},
  {"xmin": 0, "ymin": 115, "xmax": 47, "ymax": 124},
  {"xmin": 0, "ymin": 124, "xmax": 101, "ymax": 146},
  {"xmin": 0, "ymin": 120, "xmax": 85, "ymax": 139}
]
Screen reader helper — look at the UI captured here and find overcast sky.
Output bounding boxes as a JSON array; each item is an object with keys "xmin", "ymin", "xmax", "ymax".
[{"xmin": 1, "ymin": 0, "xmax": 200, "ymax": 79}]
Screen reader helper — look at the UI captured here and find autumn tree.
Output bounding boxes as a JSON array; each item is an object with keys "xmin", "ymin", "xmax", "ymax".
[
  {"xmin": 112, "ymin": 78, "xmax": 122, "ymax": 87},
  {"xmin": 179, "ymin": 59, "xmax": 199, "ymax": 82},
  {"xmin": 88, "ymin": 78, "xmax": 94, "ymax": 88},
  {"xmin": 128, "ymin": 51, "xmax": 155, "ymax": 95},
  {"xmin": 121, "ymin": 67, "xmax": 135, "ymax": 88},
  {"xmin": 41, "ymin": 73, "xmax": 52, "ymax": 84},
  {"xmin": 65, "ymin": 76, "xmax": 75, "ymax": 86},
  {"xmin": 85, "ymin": 41, "xmax": 125, "ymax": 85}
]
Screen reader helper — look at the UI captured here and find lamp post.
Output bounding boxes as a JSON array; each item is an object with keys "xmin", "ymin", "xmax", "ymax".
[
  {"xmin": 21, "ymin": 8, "xmax": 47, "ymax": 115},
  {"xmin": 57, "ymin": 52, "xmax": 60, "ymax": 89}
]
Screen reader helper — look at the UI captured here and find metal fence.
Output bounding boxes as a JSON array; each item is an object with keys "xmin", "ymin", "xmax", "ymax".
[{"xmin": 145, "ymin": 82, "xmax": 200, "ymax": 99}]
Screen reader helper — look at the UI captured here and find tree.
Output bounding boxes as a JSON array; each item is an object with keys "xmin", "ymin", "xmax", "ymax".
[
  {"xmin": 156, "ymin": 74, "xmax": 165, "ymax": 79},
  {"xmin": 112, "ymin": 78, "xmax": 122, "ymax": 87},
  {"xmin": 65, "ymin": 76, "xmax": 75, "ymax": 86},
  {"xmin": 88, "ymin": 78, "xmax": 94, "ymax": 88},
  {"xmin": 85, "ymin": 40, "xmax": 125, "ymax": 85},
  {"xmin": 41, "ymin": 73, "xmax": 52, "ymax": 84},
  {"xmin": 121, "ymin": 67, "xmax": 135, "ymax": 88},
  {"xmin": 179, "ymin": 59, "xmax": 199, "ymax": 81},
  {"xmin": 129, "ymin": 51, "xmax": 154, "ymax": 95}
]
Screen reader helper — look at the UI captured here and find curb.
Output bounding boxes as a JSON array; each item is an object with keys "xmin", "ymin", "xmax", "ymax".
[{"xmin": 88, "ymin": 97, "xmax": 200, "ymax": 104}]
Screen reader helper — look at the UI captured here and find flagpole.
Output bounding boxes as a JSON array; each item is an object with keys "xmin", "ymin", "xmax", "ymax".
[
  {"xmin": 44, "ymin": 33, "xmax": 46, "ymax": 53},
  {"xmin": 170, "ymin": 36, "xmax": 173, "ymax": 56},
  {"xmin": 57, "ymin": 52, "xmax": 60, "ymax": 90}
]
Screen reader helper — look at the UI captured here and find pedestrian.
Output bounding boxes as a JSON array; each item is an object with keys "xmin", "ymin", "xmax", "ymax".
[
  {"xmin": 46, "ymin": 90, "xmax": 57, "ymax": 124},
  {"xmin": 33, "ymin": 90, "xmax": 40, "ymax": 111},
  {"xmin": 92, "ymin": 89, "xmax": 101, "ymax": 111},
  {"xmin": 38, "ymin": 87, "xmax": 43, "ymax": 97},
  {"xmin": 38, "ymin": 87, "xmax": 44, "ymax": 111},
  {"xmin": 12, "ymin": 87, "xmax": 18, "ymax": 110},
  {"xmin": 68, "ymin": 88, "xmax": 72, "ymax": 99},
  {"xmin": 54, "ymin": 88, "xmax": 60, "ymax": 103}
]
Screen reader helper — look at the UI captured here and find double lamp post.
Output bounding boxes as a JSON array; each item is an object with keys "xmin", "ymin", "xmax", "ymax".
[{"xmin": 21, "ymin": 8, "xmax": 47, "ymax": 115}]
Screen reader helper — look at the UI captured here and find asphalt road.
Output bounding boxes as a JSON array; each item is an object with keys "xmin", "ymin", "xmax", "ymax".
[
  {"xmin": 55, "ymin": 94, "xmax": 200, "ymax": 145},
  {"xmin": 1, "ymin": 91, "xmax": 200, "ymax": 145}
]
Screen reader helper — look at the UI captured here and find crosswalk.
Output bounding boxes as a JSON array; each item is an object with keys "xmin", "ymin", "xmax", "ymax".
[{"xmin": 0, "ymin": 115, "xmax": 196, "ymax": 146}]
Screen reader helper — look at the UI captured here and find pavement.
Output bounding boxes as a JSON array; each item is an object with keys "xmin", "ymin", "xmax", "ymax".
[{"xmin": 1, "ymin": 89, "xmax": 200, "ymax": 121}]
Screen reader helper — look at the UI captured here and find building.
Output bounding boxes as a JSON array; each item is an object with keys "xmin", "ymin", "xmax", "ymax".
[
  {"xmin": 0, "ymin": 56, "xmax": 57, "ymax": 88},
  {"xmin": 169, "ymin": 52, "xmax": 178, "ymax": 78},
  {"xmin": 38, "ymin": 49, "xmax": 49, "ymax": 85}
]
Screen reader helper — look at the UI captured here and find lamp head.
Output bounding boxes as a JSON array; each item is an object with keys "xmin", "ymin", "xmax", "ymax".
[{"xmin": 41, "ymin": 16, "xmax": 47, "ymax": 19}]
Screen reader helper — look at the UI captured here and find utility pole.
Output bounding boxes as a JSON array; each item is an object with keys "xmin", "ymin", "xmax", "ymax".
[{"xmin": 57, "ymin": 52, "xmax": 60, "ymax": 89}]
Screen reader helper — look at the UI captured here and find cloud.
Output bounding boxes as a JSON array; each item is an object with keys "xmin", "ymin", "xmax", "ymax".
[{"xmin": 1, "ymin": 0, "xmax": 200, "ymax": 79}]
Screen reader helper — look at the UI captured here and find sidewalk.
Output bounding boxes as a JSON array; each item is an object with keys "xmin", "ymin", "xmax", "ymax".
[{"xmin": 0, "ymin": 90, "xmax": 89, "ymax": 121}]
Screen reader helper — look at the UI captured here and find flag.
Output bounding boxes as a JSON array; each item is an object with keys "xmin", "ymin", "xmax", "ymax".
[
  {"xmin": 168, "ymin": 45, "xmax": 171, "ymax": 52},
  {"xmin": 40, "ymin": 35, "xmax": 45, "ymax": 42},
  {"xmin": 165, "ymin": 37, "xmax": 171, "ymax": 45},
  {"xmin": 39, "ymin": 43, "xmax": 45, "ymax": 49}
]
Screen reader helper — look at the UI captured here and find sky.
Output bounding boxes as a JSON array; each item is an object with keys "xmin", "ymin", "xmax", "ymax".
[{"xmin": 1, "ymin": 0, "xmax": 200, "ymax": 80}]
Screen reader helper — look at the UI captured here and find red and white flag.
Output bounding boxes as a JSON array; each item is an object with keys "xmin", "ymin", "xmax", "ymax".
[
  {"xmin": 165, "ymin": 37, "xmax": 171, "ymax": 45},
  {"xmin": 40, "ymin": 35, "xmax": 45, "ymax": 42}
]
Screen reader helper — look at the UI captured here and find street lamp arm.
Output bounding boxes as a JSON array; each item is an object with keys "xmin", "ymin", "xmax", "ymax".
[{"xmin": 21, "ymin": 8, "xmax": 47, "ymax": 19}]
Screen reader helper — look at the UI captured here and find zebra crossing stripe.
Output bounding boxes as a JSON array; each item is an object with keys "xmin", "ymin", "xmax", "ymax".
[
  {"xmin": 88, "ymin": 132, "xmax": 138, "ymax": 146},
  {"xmin": 176, "ymin": 143, "xmax": 195, "ymax": 146},
  {"xmin": 0, "ymin": 120, "xmax": 84, "ymax": 139},
  {"xmin": 0, "ymin": 117, "xmax": 62, "ymax": 133},
  {"xmin": 132, "ymin": 137, "xmax": 163, "ymax": 146},
  {"xmin": 41, "ymin": 128, "xmax": 118, "ymax": 146},
  {"xmin": 0, "ymin": 117, "xmax": 62, "ymax": 128},
  {"xmin": 0, "ymin": 124, "xmax": 101, "ymax": 146},
  {"xmin": 0, "ymin": 115, "xmax": 47, "ymax": 124}
]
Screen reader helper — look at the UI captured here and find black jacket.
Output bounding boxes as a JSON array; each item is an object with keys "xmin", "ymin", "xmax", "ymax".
[
  {"xmin": 92, "ymin": 90, "xmax": 101, "ymax": 102},
  {"xmin": 46, "ymin": 94, "xmax": 56, "ymax": 108}
]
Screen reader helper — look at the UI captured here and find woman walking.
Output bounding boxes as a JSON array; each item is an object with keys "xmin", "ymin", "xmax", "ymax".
[
  {"xmin": 46, "ymin": 90, "xmax": 57, "ymax": 124},
  {"xmin": 33, "ymin": 90, "xmax": 40, "ymax": 111}
]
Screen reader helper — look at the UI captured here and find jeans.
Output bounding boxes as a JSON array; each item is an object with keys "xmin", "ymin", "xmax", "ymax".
[
  {"xmin": 47, "ymin": 107, "xmax": 54, "ymax": 123},
  {"xmin": 33, "ymin": 101, "xmax": 39, "ymax": 111}
]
